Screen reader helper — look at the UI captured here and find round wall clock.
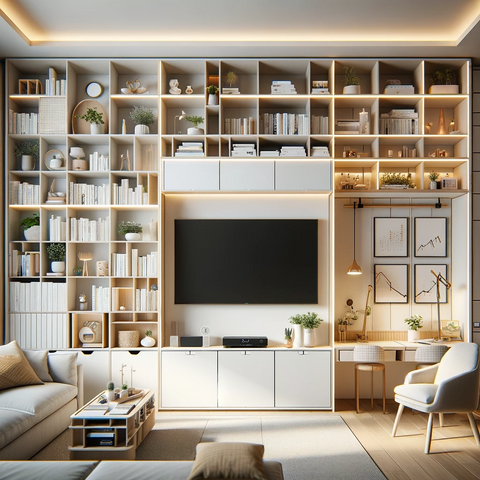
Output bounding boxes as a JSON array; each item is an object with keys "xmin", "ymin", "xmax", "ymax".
[{"xmin": 85, "ymin": 82, "xmax": 103, "ymax": 98}]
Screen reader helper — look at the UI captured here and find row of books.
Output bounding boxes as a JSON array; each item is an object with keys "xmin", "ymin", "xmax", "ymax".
[
  {"xmin": 49, "ymin": 215, "xmax": 67, "ymax": 241},
  {"xmin": 174, "ymin": 142, "xmax": 204, "ymax": 157},
  {"xmin": 311, "ymin": 115, "xmax": 329, "ymax": 135},
  {"xmin": 271, "ymin": 80, "xmax": 297, "ymax": 95},
  {"xmin": 89, "ymin": 153, "xmax": 110, "ymax": 172},
  {"xmin": 132, "ymin": 250, "xmax": 158, "ymax": 277},
  {"xmin": 92, "ymin": 285, "xmax": 110, "ymax": 312},
  {"xmin": 10, "ymin": 182, "xmax": 40, "ymax": 205},
  {"xmin": 380, "ymin": 109, "xmax": 419, "ymax": 135},
  {"xmin": 46, "ymin": 67, "xmax": 66, "ymax": 96},
  {"xmin": 231, "ymin": 144, "xmax": 256, "ymax": 157},
  {"xmin": 224, "ymin": 117, "xmax": 256, "ymax": 135},
  {"xmin": 312, "ymin": 81, "xmax": 329, "ymax": 95},
  {"xmin": 71, "ymin": 217, "xmax": 110, "ymax": 242},
  {"xmin": 112, "ymin": 180, "xmax": 148, "ymax": 205},
  {"xmin": 259, "ymin": 146, "xmax": 307, "ymax": 157},
  {"xmin": 335, "ymin": 119, "xmax": 360, "ymax": 134},
  {"xmin": 260, "ymin": 113, "xmax": 309, "ymax": 135},
  {"xmin": 9, "ymin": 313, "xmax": 69, "ymax": 350},
  {"xmin": 8, "ymin": 111, "xmax": 38, "ymax": 135},
  {"xmin": 10, "ymin": 281, "xmax": 67, "ymax": 312},
  {"xmin": 135, "ymin": 288, "xmax": 158, "ymax": 312},
  {"xmin": 10, "ymin": 251, "xmax": 40, "ymax": 277},
  {"xmin": 70, "ymin": 182, "xmax": 110, "ymax": 206}
]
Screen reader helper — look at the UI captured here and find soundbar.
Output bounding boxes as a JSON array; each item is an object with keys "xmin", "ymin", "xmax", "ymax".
[{"xmin": 223, "ymin": 336, "xmax": 268, "ymax": 348}]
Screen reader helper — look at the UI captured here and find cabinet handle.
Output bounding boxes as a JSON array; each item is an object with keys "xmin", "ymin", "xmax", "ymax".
[{"xmin": 298, "ymin": 351, "xmax": 304, "ymax": 355}]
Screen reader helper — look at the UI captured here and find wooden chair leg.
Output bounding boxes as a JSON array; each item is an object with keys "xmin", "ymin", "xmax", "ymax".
[
  {"xmin": 467, "ymin": 412, "xmax": 480, "ymax": 446},
  {"xmin": 370, "ymin": 369, "xmax": 374, "ymax": 410},
  {"xmin": 355, "ymin": 367, "xmax": 360, "ymax": 414},
  {"xmin": 392, "ymin": 403, "xmax": 404, "ymax": 437},
  {"xmin": 439, "ymin": 413, "xmax": 444, "ymax": 427},
  {"xmin": 425, "ymin": 412, "xmax": 434, "ymax": 454},
  {"xmin": 382, "ymin": 368, "xmax": 386, "ymax": 414}
]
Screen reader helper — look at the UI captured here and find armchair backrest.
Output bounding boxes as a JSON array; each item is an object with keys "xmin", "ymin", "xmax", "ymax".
[{"xmin": 434, "ymin": 343, "xmax": 479, "ymax": 385}]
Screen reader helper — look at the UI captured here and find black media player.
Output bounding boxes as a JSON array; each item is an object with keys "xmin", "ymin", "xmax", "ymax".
[{"xmin": 222, "ymin": 336, "xmax": 268, "ymax": 347}]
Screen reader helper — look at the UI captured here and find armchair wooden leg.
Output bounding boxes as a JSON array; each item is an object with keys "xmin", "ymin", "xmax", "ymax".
[
  {"xmin": 439, "ymin": 413, "xmax": 444, "ymax": 427},
  {"xmin": 391, "ymin": 404, "xmax": 404, "ymax": 437},
  {"xmin": 355, "ymin": 367, "xmax": 360, "ymax": 414},
  {"xmin": 425, "ymin": 412, "xmax": 434, "ymax": 454},
  {"xmin": 467, "ymin": 413, "xmax": 480, "ymax": 446},
  {"xmin": 382, "ymin": 368, "xmax": 386, "ymax": 414},
  {"xmin": 370, "ymin": 370, "xmax": 374, "ymax": 410}
]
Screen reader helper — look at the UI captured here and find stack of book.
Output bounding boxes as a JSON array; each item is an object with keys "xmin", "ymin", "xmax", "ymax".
[
  {"xmin": 10, "ymin": 182, "xmax": 40, "ymax": 205},
  {"xmin": 311, "ymin": 146, "xmax": 330, "ymax": 157},
  {"xmin": 231, "ymin": 144, "xmax": 256, "ymax": 157},
  {"xmin": 45, "ymin": 67, "xmax": 66, "ymax": 96},
  {"xmin": 46, "ymin": 193, "xmax": 66, "ymax": 205},
  {"xmin": 222, "ymin": 87, "xmax": 240, "ymax": 95},
  {"xmin": 260, "ymin": 113, "xmax": 308, "ymax": 135},
  {"xmin": 380, "ymin": 109, "xmax": 419, "ymax": 135},
  {"xmin": 384, "ymin": 84, "xmax": 414, "ymax": 95},
  {"xmin": 280, "ymin": 146, "xmax": 307, "ymax": 157},
  {"xmin": 89, "ymin": 152, "xmax": 109, "ymax": 172},
  {"xmin": 260, "ymin": 150, "xmax": 280, "ymax": 157},
  {"xmin": 271, "ymin": 81, "xmax": 297, "ymax": 94},
  {"xmin": 49, "ymin": 215, "xmax": 67, "ymax": 241},
  {"xmin": 10, "ymin": 282, "xmax": 67, "ymax": 312},
  {"xmin": 10, "ymin": 251, "xmax": 40, "ymax": 277},
  {"xmin": 312, "ymin": 81, "xmax": 329, "ymax": 94},
  {"xmin": 311, "ymin": 115, "xmax": 329, "ymax": 134},
  {"xmin": 111, "ymin": 179, "xmax": 148, "ymax": 205},
  {"xmin": 70, "ymin": 216, "xmax": 110, "ymax": 242},
  {"xmin": 136, "ymin": 288, "xmax": 158, "ymax": 311},
  {"xmin": 8, "ymin": 111, "xmax": 38, "ymax": 134},
  {"xmin": 92, "ymin": 285, "xmax": 110, "ymax": 312},
  {"xmin": 175, "ymin": 142, "xmax": 204, "ymax": 157},
  {"xmin": 335, "ymin": 119, "xmax": 360, "ymax": 134},
  {"xmin": 132, "ymin": 249, "xmax": 158, "ymax": 277},
  {"xmin": 224, "ymin": 117, "xmax": 255, "ymax": 135}
]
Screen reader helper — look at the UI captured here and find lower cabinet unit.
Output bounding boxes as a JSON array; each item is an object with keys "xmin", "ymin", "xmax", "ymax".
[
  {"xmin": 220, "ymin": 161, "xmax": 274, "ymax": 191},
  {"xmin": 164, "ymin": 160, "xmax": 219, "ymax": 191},
  {"xmin": 161, "ymin": 351, "xmax": 217, "ymax": 408},
  {"xmin": 218, "ymin": 351, "xmax": 274, "ymax": 408},
  {"xmin": 275, "ymin": 350, "xmax": 331, "ymax": 408},
  {"xmin": 275, "ymin": 161, "xmax": 331, "ymax": 191},
  {"xmin": 76, "ymin": 350, "xmax": 110, "ymax": 404}
]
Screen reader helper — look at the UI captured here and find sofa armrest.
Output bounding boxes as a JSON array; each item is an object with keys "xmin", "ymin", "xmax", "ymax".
[
  {"xmin": 77, "ymin": 364, "xmax": 84, "ymax": 409},
  {"xmin": 404, "ymin": 364, "xmax": 438, "ymax": 384}
]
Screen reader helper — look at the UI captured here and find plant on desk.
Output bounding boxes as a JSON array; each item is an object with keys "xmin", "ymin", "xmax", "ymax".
[
  {"xmin": 106, "ymin": 381, "xmax": 115, "ymax": 402},
  {"xmin": 405, "ymin": 314, "xmax": 423, "ymax": 342},
  {"xmin": 284, "ymin": 328, "xmax": 293, "ymax": 348}
]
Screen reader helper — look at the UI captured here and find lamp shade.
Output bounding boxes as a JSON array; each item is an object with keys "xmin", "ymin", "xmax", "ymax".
[
  {"xmin": 70, "ymin": 147, "xmax": 85, "ymax": 158},
  {"xmin": 347, "ymin": 259, "xmax": 362, "ymax": 275}
]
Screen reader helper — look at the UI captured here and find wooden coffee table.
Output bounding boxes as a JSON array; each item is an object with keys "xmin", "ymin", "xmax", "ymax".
[{"xmin": 69, "ymin": 389, "xmax": 155, "ymax": 460}]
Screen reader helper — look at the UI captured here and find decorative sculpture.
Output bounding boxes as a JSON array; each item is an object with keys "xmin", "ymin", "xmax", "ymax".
[{"xmin": 169, "ymin": 78, "xmax": 181, "ymax": 95}]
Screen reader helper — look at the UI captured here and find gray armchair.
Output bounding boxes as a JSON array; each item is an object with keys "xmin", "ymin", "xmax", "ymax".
[{"xmin": 391, "ymin": 342, "xmax": 480, "ymax": 453}]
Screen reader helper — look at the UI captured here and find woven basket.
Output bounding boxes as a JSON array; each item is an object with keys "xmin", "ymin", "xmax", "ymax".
[{"xmin": 118, "ymin": 331, "xmax": 139, "ymax": 348}]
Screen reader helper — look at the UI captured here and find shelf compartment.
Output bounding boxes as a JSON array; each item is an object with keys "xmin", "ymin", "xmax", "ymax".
[
  {"xmin": 258, "ymin": 59, "xmax": 309, "ymax": 95},
  {"xmin": 220, "ymin": 60, "xmax": 258, "ymax": 95},
  {"xmin": 72, "ymin": 312, "xmax": 108, "ymax": 349}
]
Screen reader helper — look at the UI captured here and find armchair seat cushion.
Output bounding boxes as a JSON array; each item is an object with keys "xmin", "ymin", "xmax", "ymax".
[{"xmin": 394, "ymin": 384, "xmax": 438, "ymax": 405}]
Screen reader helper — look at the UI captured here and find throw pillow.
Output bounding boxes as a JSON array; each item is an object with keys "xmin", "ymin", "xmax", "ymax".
[
  {"xmin": 47, "ymin": 352, "xmax": 78, "ymax": 385},
  {"xmin": 187, "ymin": 442, "xmax": 268, "ymax": 480},
  {"xmin": 23, "ymin": 349, "xmax": 53, "ymax": 382},
  {"xmin": 0, "ymin": 340, "xmax": 44, "ymax": 391}
]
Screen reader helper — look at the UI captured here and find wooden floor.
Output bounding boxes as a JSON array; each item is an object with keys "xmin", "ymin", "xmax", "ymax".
[{"xmin": 336, "ymin": 399, "xmax": 480, "ymax": 480}]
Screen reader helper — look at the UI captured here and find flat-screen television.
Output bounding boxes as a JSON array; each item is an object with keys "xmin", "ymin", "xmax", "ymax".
[{"xmin": 175, "ymin": 219, "xmax": 318, "ymax": 304}]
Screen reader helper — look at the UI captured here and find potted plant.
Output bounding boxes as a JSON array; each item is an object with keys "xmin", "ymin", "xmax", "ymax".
[
  {"xmin": 186, "ymin": 115, "xmax": 205, "ymax": 135},
  {"xmin": 15, "ymin": 139, "xmax": 39, "ymax": 171},
  {"xmin": 46, "ymin": 242, "xmax": 66, "ymax": 274},
  {"xmin": 428, "ymin": 172, "xmax": 440, "ymax": 190},
  {"xmin": 301, "ymin": 312, "xmax": 324, "ymax": 347},
  {"xmin": 206, "ymin": 85, "xmax": 219, "ymax": 105},
  {"xmin": 141, "ymin": 330, "xmax": 156, "ymax": 347},
  {"xmin": 405, "ymin": 314, "xmax": 423, "ymax": 342},
  {"xmin": 343, "ymin": 66, "xmax": 360, "ymax": 95},
  {"xmin": 106, "ymin": 381, "xmax": 115, "ymax": 402},
  {"xmin": 75, "ymin": 107, "xmax": 105, "ymax": 134},
  {"xmin": 117, "ymin": 220, "xmax": 143, "ymax": 241},
  {"xmin": 284, "ymin": 328, "xmax": 293, "ymax": 348},
  {"xmin": 289, "ymin": 314, "xmax": 304, "ymax": 347},
  {"xmin": 129, "ymin": 105, "xmax": 156, "ymax": 134},
  {"xmin": 225, "ymin": 71, "xmax": 238, "ymax": 88},
  {"xmin": 20, "ymin": 212, "xmax": 40, "ymax": 241},
  {"xmin": 380, "ymin": 172, "xmax": 415, "ymax": 189},
  {"xmin": 429, "ymin": 68, "xmax": 459, "ymax": 94}
]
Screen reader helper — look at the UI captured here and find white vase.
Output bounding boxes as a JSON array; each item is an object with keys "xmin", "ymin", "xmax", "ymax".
[
  {"xmin": 125, "ymin": 233, "xmax": 141, "ymax": 241},
  {"xmin": 304, "ymin": 328, "xmax": 316, "ymax": 347},
  {"xmin": 51, "ymin": 261, "xmax": 65, "ymax": 274},
  {"xmin": 408, "ymin": 330, "xmax": 420, "ymax": 342},
  {"xmin": 24, "ymin": 225, "xmax": 40, "ymax": 241},
  {"xmin": 21, "ymin": 155, "xmax": 34, "ymax": 171},
  {"xmin": 343, "ymin": 85, "xmax": 361, "ymax": 95},
  {"xmin": 90, "ymin": 123, "xmax": 104, "ymax": 134},
  {"xmin": 208, "ymin": 93, "xmax": 218, "ymax": 105},
  {"xmin": 141, "ymin": 336, "xmax": 156, "ymax": 347},
  {"xmin": 429, "ymin": 181, "xmax": 437, "ymax": 190},
  {"xmin": 135, "ymin": 124, "xmax": 150, "ymax": 135},
  {"xmin": 293, "ymin": 324, "xmax": 303, "ymax": 348},
  {"xmin": 106, "ymin": 390, "xmax": 115, "ymax": 402},
  {"xmin": 187, "ymin": 127, "xmax": 204, "ymax": 135}
]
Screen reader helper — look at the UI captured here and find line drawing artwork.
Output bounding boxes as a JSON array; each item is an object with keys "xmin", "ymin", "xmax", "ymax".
[
  {"xmin": 416, "ymin": 235, "xmax": 441, "ymax": 253},
  {"xmin": 414, "ymin": 264, "xmax": 447, "ymax": 303},
  {"xmin": 414, "ymin": 218, "xmax": 447, "ymax": 257},
  {"xmin": 374, "ymin": 218, "xmax": 408, "ymax": 257},
  {"xmin": 374, "ymin": 265, "xmax": 408, "ymax": 303}
]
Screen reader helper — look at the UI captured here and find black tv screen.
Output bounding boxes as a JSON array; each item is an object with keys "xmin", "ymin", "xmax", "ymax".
[{"xmin": 175, "ymin": 219, "xmax": 318, "ymax": 304}]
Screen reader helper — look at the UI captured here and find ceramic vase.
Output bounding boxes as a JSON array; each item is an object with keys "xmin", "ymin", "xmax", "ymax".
[
  {"xmin": 24, "ymin": 225, "xmax": 40, "ymax": 241},
  {"xmin": 343, "ymin": 85, "xmax": 361, "ymax": 95},
  {"xmin": 429, "ymin": 181, "xmax": 438, "ymax": 190},
  {"xmin": 134, "ymin": 124, "xmax": 149, "ymax": 135},
  {"xmin": 408, "ymin": 330, "xmax": 420, "ymax": 342},
  {"xmin": 21, "ymin": 155, "xmax": 34, "ymax": 171},
  {"xmin": 187, "ymin": 127, "xmax": 204, "ymax": 135},
  {"xmin": 51, "ymin": 261, "xmax": 65, "ymax": 274},
  {"xmin": 125, "ymin": 233, "xmax": 141, "ymax": 241},
  {"xmin": 90, "ymin": 123, "xmax": 104, "ymax": 134},
  {"xmin": 106, "ymin": 390, "xmax": 115, "ymax": 402},
  {"xmin": 284, "ymin": 338, "xmax": 293, "ymax": 348},
  {"xmin": 293, "ymin": 324, "xmax": 303, "ymax": 347},
  {"xmin": 141, "ymin": 335, "xmax": 156, "ymax": 347},
  {"xmin": 303, "ymin": 328, "xmax": 316, "ymax": 347},
  {"xmin": 185, "ymin": 86, "xmax": 193, "ymax": 94},
  {"xmin": 208, "ymin": 93, "xmax": 218, "ymax": 105}
]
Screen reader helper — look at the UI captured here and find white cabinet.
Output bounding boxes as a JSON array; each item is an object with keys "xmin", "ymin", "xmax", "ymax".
[
  {"xmin": 275, "ymin": 161, "xmax": 331, "ymax": 191},
  {"xmin": 220, "ymin": 161, "xmax": 274, "ymax": 191},
  {"xmin": 164, "ymin": 160, "xmax": 219, "ymax": 191},
  {"xmin": 161, "ymin": 351, "xmax": 217, "ymax": 408},
  {"xmin": 218, "ymin": 351, "xmax": 274, "ymax": 408},
  {"xmin": 111, "ymin": 350, "xmax": 159, "ymax": 400},
  {"xmin": 76, "ymin": 350, "xmax": 110, "ymax": 404},
  {"xmin": 275, "ymin": 350, "xmax": 331, "ymax": 408}
]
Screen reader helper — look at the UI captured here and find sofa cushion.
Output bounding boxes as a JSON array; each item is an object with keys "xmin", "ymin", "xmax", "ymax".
[
  {"xmin": 394, "ymin": 383, "xmax": 439, "ymax": 404},
  {"xmin": 0, "ymin": 341, "xmax": 43, "ymax": 391},
  {"xmin": 187, "ymin": 443, "xmax": 268, "ymax": 480},
  {"xmin": 0, "ymin": 461, "xmax": 99, "ymax": 480},
  {"xmin": 23, "ymin": 349, "xmax": 53, "ymax": 382},
  {"xmin": 48, "ymin": 352, "xmax": 78, "ymax": 385}
]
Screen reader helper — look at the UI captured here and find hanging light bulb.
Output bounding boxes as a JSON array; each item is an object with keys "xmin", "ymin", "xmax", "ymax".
[{"xmin": 347, "ymin": 201, "xmax": 362, "ymax": 275}]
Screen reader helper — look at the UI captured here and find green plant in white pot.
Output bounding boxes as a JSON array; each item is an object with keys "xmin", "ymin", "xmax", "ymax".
[
  {"xmin": 129, "ymin": 105, "xmax": 156, "ymax": 135},
  {"xmin": 343, "ymin": 66, "xmax": 360, "ymax": 95},
  {"xmin": 289, "ymin": 314, "xmax": 304, "ymax": 347},
  {"xmin": 117, "ymin": 220, "xmax": 143, "ymax": 241},
  {"xmin": 428, "ymin": 172, "xmax": 439, "ymax": 190},
  {"xmin": 15, "ymin": 139, "xmax": 39, "ymax": 171},
  {"xmin": 46, "ymin": 242, "xmax": 66, "ymax": 274},
  {"xmin": 141, "ymin": 330, "xmax": 156, "ymax": 347},
  {"xmin": 75, "ymin": 107, "xmax": 105, "ymax": 134},
  {"xmin": 405, "ymin": 314, "xmax": 423, "ymax": 342},
  {"xmin": 300, "ymin": 312, "xmax": 324, "ymax": 347},
  {"xmin": 20, "ymin": 212, "xmax": 40, "ymax": 241},
  {"xmin": 186, "ymin": 115, "xmax": 205, "ymax": 135}
]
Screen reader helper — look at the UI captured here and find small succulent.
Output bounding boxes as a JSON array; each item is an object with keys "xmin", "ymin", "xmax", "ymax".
[
  {"xmin": 121, "ymin": 383, "xmax": 128, "ymax": 390},
  {"xmin": 146, "ymin": 330, "xmax": 153, "ymax": 337},
  {"xmin": 206, "ymin": 85, "xmax": 219, "ymax": 95},
  {"xmin": 284, "ymin": 328, "xmax": 292, "ymax": 340},
  {"xmin": 107, "ymin": 381, "xmax": 115, "ymax": 391}
]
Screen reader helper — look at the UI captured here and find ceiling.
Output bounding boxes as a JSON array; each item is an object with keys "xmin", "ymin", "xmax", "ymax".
[{"xmin": 1, "ymin": 0, "xmax": 480, "ymax": 61}]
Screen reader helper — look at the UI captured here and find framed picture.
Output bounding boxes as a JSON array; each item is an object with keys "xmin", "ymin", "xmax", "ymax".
[
  {"xmin": 414, "ymin": 217, "xmax": 447, "ymax": 257},
  {"xmin": 374, "ymin": 217, "xmax": 408, "ymax": 257},
  {"xmin": 374, "ymin": 264, "xmax": 408, "ymax": 303},
  {"xmin": 441, "ymin": 320, "xmax": 461, "ymax": 339},
  {"xmin": 414, "ymin": 264, "xmax": 447, "ymax": 304}
]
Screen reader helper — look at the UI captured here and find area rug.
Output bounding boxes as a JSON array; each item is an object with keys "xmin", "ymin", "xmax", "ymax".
[{"xmin": 32, "ymin": 414, "xmax": 386, "ymax": 480}]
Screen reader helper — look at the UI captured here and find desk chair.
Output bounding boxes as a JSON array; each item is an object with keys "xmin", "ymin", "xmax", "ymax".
[
  {"xmin": 353, "ymin": 345, "xmax": 386, "ymax": 414},
  {"xmin": 415, "ymin": 344, "xmax": 448, "ymax": 370},
  {"xmin": 392, "ymin": 343, "xmax": 480, "ymax": 454}
]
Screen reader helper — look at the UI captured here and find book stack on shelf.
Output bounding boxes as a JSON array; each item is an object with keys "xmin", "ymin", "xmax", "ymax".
[
  {"xmin": 335, "ymin": 119, "xmax": 360, "ymax": 134},
  {"xmin": 46, "ymin": 193, "xmax": 66, "ymax": 205},
  {"xmin": 231, "ymin": 144, "xmax": 256, "ymax": 157},
  {"xmin": 49, "ymin": 215, "xmax": 66, "ymax": 241},
  {"xmin": 311, "ymin": 115, "xmax": 329, "ymax": 134},
  {"xmin": 311, "ymin": 81, "xmax": 329, "ymax": 94},
  {"xmin": 10, "ymin": 182, "xmax": 40, "ymax": 205},
  {"xmin": 112, "ymin": 179, "xmax": 148, "ymax": 205},
  {"xmin": 111, "ymin": 253, "xmax": 127, "ymax": 277},
  {"xmin": 260, "ymin": 149, "xmax": 280, "ymax": 157},
  {"xmin": 224, "ymin": 117, "xmax": 255, "ymax": 135},
  {"xmin": 69, "ymin": 182, "xmax": 110, "ymax": 206},
  {"xmin": 271, "ymin": 81, "xmax": 297, "ymax": 94},
  {"xmin": 8, "ymin": 111, "xmax": 38, "ymax": 134},
  {"xmin": 132, "ymin": 250, "xmax": 158, "ymax": 277},
  {"xmin": 10, "ymin": 251, "xmax": 40, "ymax": 277},
  {"xmin": 70, "ymin": 217, "xmax": 110, "ymax": 242},
  {"xmin": 311, "ymin": 146, "xmax": 330, "ymax": 157},
  {"xmin": 45, "ymin": 67, "xmax": 66, "ymax": 96},
  {"xmin": 380, "ymin": 109, "xmax": 419, "ymax": 134},
  {"xmin": 222, "ymin": 87, "xmax": 240, "ymax": 95},
  {"xmin": 280, "ymin": 146, "xmax": 307, "ymax": 157},
  {"xmin": 260, "ymin": 113, "xmax": 308, "ymax": 135},
  {"xmin": 135, "ymin": 287, "xmax": 158, "ymax": 311},
  {"xmin": 92, "ymin": 285, "xmax": 110, "ymax": 312},
  {"xmin": 174, "ymin": 142, "xmax": 204, "ymax": 157},
  {"xmin": 384, "ymin": 83, "xmax": 414, "ymax": 95},
  {"xmin": 89, "ymin": 152, "xmax": 110, "ymax": 172}
]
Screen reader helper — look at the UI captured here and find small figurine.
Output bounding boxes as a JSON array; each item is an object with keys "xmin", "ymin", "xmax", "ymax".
[
  {"xmin": 185, "ymin": 85, "xmax": 193, "ymax": 94},
  {"xmin": 425, "ymin": 122, "xmax": 433, "ymax": 134},
  {"xmin": 120, "ymin": 150, "xmax": 131, "ymax": 171},
  {"xmin": 169, "ymin": 78, "xmax": 181, "ymax": 95},
  {"xmin": 121, "ymin": 78, "xmax": 147, "ymax": 95},
  {"xmin": 79, "ymin": 292, "xmax": 88, "ymax": 311}
]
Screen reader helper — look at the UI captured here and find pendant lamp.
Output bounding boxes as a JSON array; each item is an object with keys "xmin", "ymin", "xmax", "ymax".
[{"xmin": 347, "ymin": 201, "xmax": 362, "ymax": 275}]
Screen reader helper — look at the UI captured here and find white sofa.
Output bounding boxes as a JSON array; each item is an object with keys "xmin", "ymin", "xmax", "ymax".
[{"xmin": 0, "ymin": 344, "xmax": 83, "ymax": 460}]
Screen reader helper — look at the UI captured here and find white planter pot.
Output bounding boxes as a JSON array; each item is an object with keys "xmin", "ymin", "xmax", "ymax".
[
  {"xmin": 51, "ymin": 261, "xmax": 65, "ymax": 274},
  {"xmin": 134, "ymin": 124, "xmax": 150, "ymax": 135},
  {"xmin": 24, "ymin": 225, "xmax": 40, "ymax": 241},
  {"xmin": 343, "ymin": 85, "xmax": 361, "ymax": 95},
  {"xmin": 429, "ymin": 181, "xmax": 438, "ymax": 190},
  {"xmin": 293, "ymin": 324, "xmax": 303, "ymax": 348},
  {"xmin": 125, "ymin": 233, "xmax": 141, "ymax": 241},
  {"xmin": 141, "ymin": 336, "xmax": 156, "ymax": 347},
  {"xmin": 21, "ymin": 155, "xmax": 35, "ymax": 171},
  {"xmin": 408, "ymin": 330, "xmax": 421, "ymax": 342},
  {"xmin": 429, "ymin": 85, "xmax": 459, "ymax": 95},
  {"xmin": 303, "ymin": 328, "xmax": 316, "ymax": 347},
  {"xmin": 106, "ymin": 390, "xmax": 116, "ymax": 402},
  {"xmin": 208, "ymin": 93, "xmax": 218, "ymax": 105},
  {"xmin": 90, "ymin": 123, "xmax": 104, "ymax": 134},
  {"xmin": 187, "ymin": 127, "xmax": 204, "ymax": 135}
]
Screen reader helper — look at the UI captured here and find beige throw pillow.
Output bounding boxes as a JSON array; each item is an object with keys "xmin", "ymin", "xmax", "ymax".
[
  {"xmin": 187, "ymin": 442, "xmax": 268, "ymax": 480},
  {"xmin": 23, "ymin": 349, "xmax": 53, "ymax": 382},
  {"xmin": 0, "ymin": 340, "xmax": 44, "ymax": 391}
]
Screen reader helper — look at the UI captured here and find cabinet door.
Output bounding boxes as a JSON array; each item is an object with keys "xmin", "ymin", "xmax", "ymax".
[
  {"xmin": 164, "ymin": 160, "xmax": 219, "ymax": 191},
  {"xmin": 77, "ymin": 350, "xmax": 110, "ymax": 404},
  {"xmin": 275, "ymin": 161, "xmax": 331, "ymax": 191},
  {"xmin": 218, "ymin": 351, "xmax": 274, "ymax": 408},
  {"xmin": 220, "ymin": 161, "xmax": 274, "ymax": 191},
  {"xmin": 111, "ymin": 350, "xmax": 159, "ymax": 400},
  {"xmin": 161, "ymin": 351, "xmax": 217, "ymax": 408},
  {"xmin": 275, "ymin": 350, "xmax": 331, "ymax": 408}
]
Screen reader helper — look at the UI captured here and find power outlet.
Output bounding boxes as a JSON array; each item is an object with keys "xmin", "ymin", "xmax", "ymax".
[{"xmin": 474, "ymin": 322, "xmax": 480, "ymax": 328}]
